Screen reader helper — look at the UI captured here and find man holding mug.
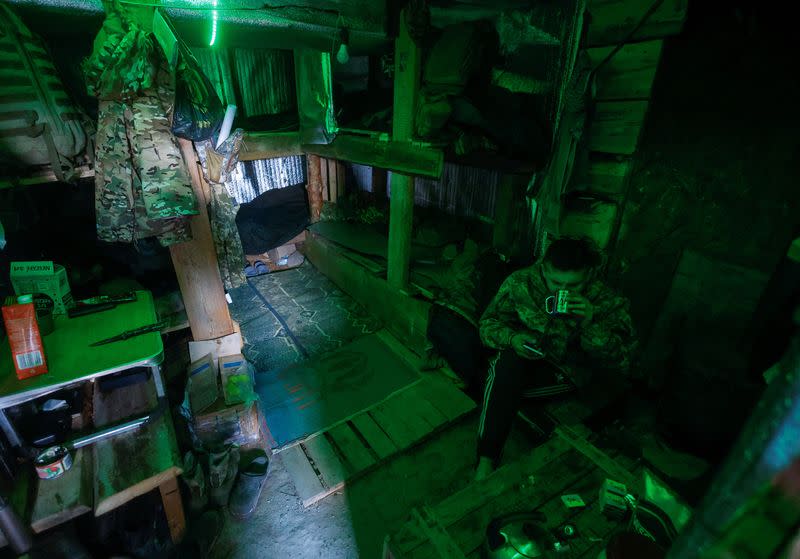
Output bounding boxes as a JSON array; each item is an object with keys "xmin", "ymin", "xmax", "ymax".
[{"xmin": 475, "ymin": 237, "xmax": 636, "ymax": 479}]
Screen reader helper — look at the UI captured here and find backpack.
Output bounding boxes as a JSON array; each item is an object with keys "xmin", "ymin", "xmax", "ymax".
[{"xmin": 0, "ymin": 3, "xmax": 89, "ymax": 181}]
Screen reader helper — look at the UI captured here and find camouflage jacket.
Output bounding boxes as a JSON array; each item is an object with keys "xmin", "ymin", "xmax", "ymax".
[{"xmin": 479, "ymin": 264, "xmax": 636, "ymax": 385}]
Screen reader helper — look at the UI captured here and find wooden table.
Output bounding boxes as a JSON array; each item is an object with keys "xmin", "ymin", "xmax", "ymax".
[{"xmin": 0, "ymin": 291, "xmax": 184, "ymax": 545}]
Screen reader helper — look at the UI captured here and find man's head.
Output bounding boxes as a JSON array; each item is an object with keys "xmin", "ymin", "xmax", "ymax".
[{"xmin": 541, "ymin": 237, "xmax": 601, "ymax": 293}]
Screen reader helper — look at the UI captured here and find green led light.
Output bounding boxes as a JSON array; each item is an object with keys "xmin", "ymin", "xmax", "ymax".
[{"xmin": 209, "ymin": 0, "xmax": 218, "ymax": 46}]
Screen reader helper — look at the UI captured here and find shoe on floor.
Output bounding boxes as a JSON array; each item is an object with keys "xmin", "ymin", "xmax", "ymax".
[
  {"xmin": 208, "ymin": 444, "xmax": 240, "ymax": 507},
  {"xmin": 229, "ymin": 449, "xmax": 270, "ymax": 520}
]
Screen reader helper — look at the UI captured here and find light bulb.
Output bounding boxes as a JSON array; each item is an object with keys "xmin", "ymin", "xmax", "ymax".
[{"xmin": 336, "ymin": 42, "xmax": 349, "ymax": 64}]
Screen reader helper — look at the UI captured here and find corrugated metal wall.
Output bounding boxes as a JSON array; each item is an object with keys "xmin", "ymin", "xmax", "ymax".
[
  {"xmin": 348, "ymin": 162, "xmax": 499, "ymax": 221},
  {"xmin": 233, "ymin": 49, "xmax": 295, "ymax": 117},
  {"xmin": 192, "ymin": 47, "xmax": 296, "ymax": 118},
  {"xmin": 227, "ymin": 155, "xmax": 307, "ymax": 204}
]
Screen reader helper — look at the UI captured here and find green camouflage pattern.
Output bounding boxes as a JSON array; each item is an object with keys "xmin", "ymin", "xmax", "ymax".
[
  {"xmin": 210, "ymin": 183, "xmax": 247, "ymax": 290},
  {"xmin": 479, "ymin": 263, "xmax": 636, "ymax": 385},
  {"xmin": 94, "ymin": 99, "xmax": 192, "ymax": 247},
  {"xmin": 83, "ymin": 0, "xmax": 156, "ymax": 100},
  {"xmin": 130, "ymin": 91, "xmax": 197, "ymax": 219}
]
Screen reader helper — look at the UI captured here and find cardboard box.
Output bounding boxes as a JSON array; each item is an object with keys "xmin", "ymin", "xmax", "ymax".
[
  {"xmin": 218, "ymin": 353, "xmax": 254, "ymax": 405},
  {"xmin": 188, "ymin": 353, "xmax": 219, "ymax": 414},
  {"xmin": 10, "ymin": 261, "xmax": 73, "ymax": 315}
]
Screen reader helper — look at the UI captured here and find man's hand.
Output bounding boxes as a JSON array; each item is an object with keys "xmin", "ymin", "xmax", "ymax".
[
  {"xmin": 511, "ymin": 333, "xmax": 545, "ymax": 360},
  {"xmin": 568, "ymin": 294, "xmax": 594, "ymax": 326}
]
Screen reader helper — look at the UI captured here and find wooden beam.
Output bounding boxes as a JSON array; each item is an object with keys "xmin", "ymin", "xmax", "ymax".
[
  {"xmin": 588, "ymin": 100, "xmax": 649, "ymax": 155},
  {"xmin": 327, "ymin": 158, "xmax": 339, "ymax": 203},
  {"xmin": 306, "ymin": 154, "xmax": 323, "ymax": 222},
  {"xmin": 586, "ymin": 39, "xmax": 665, "ymax": 100},
  {"xmin": 304, "ymin": 232, "xmax": 430, "ymax": 353},
  {"xmin": 301, "ymin": 134, "xmax": 443, "ymax": 179},
  {"xmin": 240, "ymin": 132, "xmax": 302, "ymax": 161},
  {"xmin": 387, "ymin": 10, "xmax": 421, "ymax": 290},
  {"xmin": 159, "ymin": 477, "xmax": 186, "ymax": 543},
  {"xmin": 586, "ymin": 0, "xmax": 688, "ymax": 47},
  {"xmin": 170, "ymin": 139, "xmax": 235, "ymax": 341}
]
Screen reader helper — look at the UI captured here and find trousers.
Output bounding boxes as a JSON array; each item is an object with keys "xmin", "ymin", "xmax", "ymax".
[{"xmin": 477, "ymin": 349, "xmax": 575, "ymax": 465}]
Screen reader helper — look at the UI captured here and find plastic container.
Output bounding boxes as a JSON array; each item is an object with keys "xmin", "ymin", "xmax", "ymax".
[{"xmin": 2, "ymin": 294, "xmax": 48, "ymax": 379}]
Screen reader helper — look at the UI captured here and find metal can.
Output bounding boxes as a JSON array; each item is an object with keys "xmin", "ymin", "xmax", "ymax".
[
  {"xmin": 545, "ymin": 290, "xmax": 570, "ymax": 316},
  {"xmin": 34, "ymin": 445, "xmax": 72, "ymax": 480}
]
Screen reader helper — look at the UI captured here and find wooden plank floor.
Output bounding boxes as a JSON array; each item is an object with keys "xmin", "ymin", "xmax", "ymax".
[
  {"xmin": 387, "ymin": 424, "xmax": 644, "ymax": 559},
  {"xmin": 279, "ymin": 372, "xmax": 476, "ymax": 507}
]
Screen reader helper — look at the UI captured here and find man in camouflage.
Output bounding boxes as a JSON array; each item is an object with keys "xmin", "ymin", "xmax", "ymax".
[{"xmin": 475, "ymin": 237, "xmax": 636, "ymax": 479}]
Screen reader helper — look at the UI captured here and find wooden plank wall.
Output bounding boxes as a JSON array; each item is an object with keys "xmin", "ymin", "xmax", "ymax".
[{"xmin": 559, "ymin": 0, "xmax": 687, "ymax": 250}]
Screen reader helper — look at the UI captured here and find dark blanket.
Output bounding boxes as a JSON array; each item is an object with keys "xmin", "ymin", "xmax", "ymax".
[{"xmin": 235, "ymin": 183, "xmax": 310, "ymax": 254}]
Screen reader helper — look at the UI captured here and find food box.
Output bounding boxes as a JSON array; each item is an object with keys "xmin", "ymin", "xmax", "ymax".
[{"xmin": 10, "ymin": 261, "xmax": 73, "ymax": 315}]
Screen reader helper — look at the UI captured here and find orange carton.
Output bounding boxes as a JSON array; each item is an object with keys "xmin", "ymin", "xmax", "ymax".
[{"xmin": 2, "ymin": 295, "xmax": 48, "ymax": 379}]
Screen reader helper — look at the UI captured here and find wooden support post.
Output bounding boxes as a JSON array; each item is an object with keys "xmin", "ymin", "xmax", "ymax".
[
  {"xmin": 336, "ymin": 160, "xmax": 346, "ymax": 200},
  {"xmin": 387, "ymin": 10, "xmax": 421, "ymax": 290},
  {"xmin": 159, "ymin": 476, "xmax": 186, "ymax": 544},
  {"xmin": 327, "ymin": 159, "xmax": 339, "ymax": 203},
  {"xmin": 170, "ymin": 138, "xmax": 235, "ymax": 341},
  {"xmin": 320, "ymin": 157, "xmax": 330, "ymax": 201},
  {"xmin": 372, "ymin": 167, "xmax": 388, "ymax": 201},
  {"xmin": 306, "ymin": 154, "xmax": 324, "ymax": 222},
  {"xmin": 492, "ymin": 174, "xmax": 517, "ymax": 251}
]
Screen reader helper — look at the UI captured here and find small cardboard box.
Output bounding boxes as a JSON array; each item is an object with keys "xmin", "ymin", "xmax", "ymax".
[
  {"xmin": 188, "ymin": 353, "xmax": 219, "ymax": 414},
  {"xmin": 218, "ymin": 353, "xmax": 253, "ymax": 405},
  {"xmin": 10, "ymin": 261, "xmax": 73, "ymax": 315}
]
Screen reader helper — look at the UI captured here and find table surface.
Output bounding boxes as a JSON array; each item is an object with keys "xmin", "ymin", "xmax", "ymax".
[{"xmin": 0, "ymin": 290, "xmax": 163, "ymax": 407}]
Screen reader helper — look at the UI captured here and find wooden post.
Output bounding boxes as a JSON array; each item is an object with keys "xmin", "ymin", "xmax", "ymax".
[
  {"xmin": 327, "ymin": 159, "xmax": 339, "ymax": 203},
  {"xmin": 387, "ymin": 10, "xmax": 421, "ymax": 290},
  {"xmin": 159, "ymin": 476, "xmax": 186, "ymax": 543},
  {"xmin": 170, "ymin": 138, "xmax": 235, "ymax": 341},
  {"xmin": 335, "ymin": 160, "xmax": 346, "ymax": 200},
  {"xmin": 372, "ymin": 167, "xmax": 388, "ymax": 202},
  {"xmin": 306, "ymin": 154, "xmax": 324, "ymax": 222},
  {"xmin": 492, "ymin": 174, "xmax": 517, "ymax": 251}
]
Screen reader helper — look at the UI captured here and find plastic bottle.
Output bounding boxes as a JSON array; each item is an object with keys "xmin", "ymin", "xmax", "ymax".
[{"xmin": 2, "ymin": 294, "xmax": 48, "ymax": 379}]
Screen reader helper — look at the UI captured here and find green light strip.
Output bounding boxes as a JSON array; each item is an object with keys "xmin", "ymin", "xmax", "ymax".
[{"xmin": 209, "ymin": 0, "xmax": 218, "ymax": 46}]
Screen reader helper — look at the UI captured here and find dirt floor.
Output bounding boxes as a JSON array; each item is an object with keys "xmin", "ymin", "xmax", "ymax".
[{"xmin": 211, "ymin": 410, "xmax": 533, "ymax": 558}]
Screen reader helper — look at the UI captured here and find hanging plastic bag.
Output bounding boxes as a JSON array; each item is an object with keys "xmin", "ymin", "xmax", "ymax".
[{"xmin": 171, "ymin": 43, "xmax": 225, "ymax": 141}]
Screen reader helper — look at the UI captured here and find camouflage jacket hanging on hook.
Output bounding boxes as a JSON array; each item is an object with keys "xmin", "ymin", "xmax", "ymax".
[{"xmin": 87, "ymin": 1, "xmax": 198, "ymax": 245}]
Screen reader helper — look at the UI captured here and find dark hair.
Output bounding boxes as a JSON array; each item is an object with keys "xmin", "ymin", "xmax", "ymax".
[{"xmin": 543, "ymin": 237, "xmax": 601, "ymax": 271}]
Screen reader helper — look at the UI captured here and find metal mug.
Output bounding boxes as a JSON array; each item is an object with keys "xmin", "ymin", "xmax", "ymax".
[{"xmin": 545, "ymin": 290, "xmax": 570, "ymax": 316}]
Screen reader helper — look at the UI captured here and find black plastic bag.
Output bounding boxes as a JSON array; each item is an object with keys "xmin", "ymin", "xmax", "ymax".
[{"xmin": 171, "ymin": 45, "xmax": 224, "ymax": 141}]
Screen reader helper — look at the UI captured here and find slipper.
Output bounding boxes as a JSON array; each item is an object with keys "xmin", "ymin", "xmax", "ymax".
[{"xmin": 244, "ymin": 260, "xmax": 269, "ymax": 277}]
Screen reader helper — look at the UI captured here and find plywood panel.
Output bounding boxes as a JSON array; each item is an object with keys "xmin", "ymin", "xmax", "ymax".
[
  {"xmin": 589, "ymin": 100, "xmax": 649, "ymax": 155},
  {"xmin": 586, "ymin": 0, "xmax": 688, "ymax": 47},
  {"xmin": 586, "ymin": 39, "xmax": 664, "ymax": 100},
  {"xmin": 30, "ymin": 448, "xmax": 93, "ymax": 533}
]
